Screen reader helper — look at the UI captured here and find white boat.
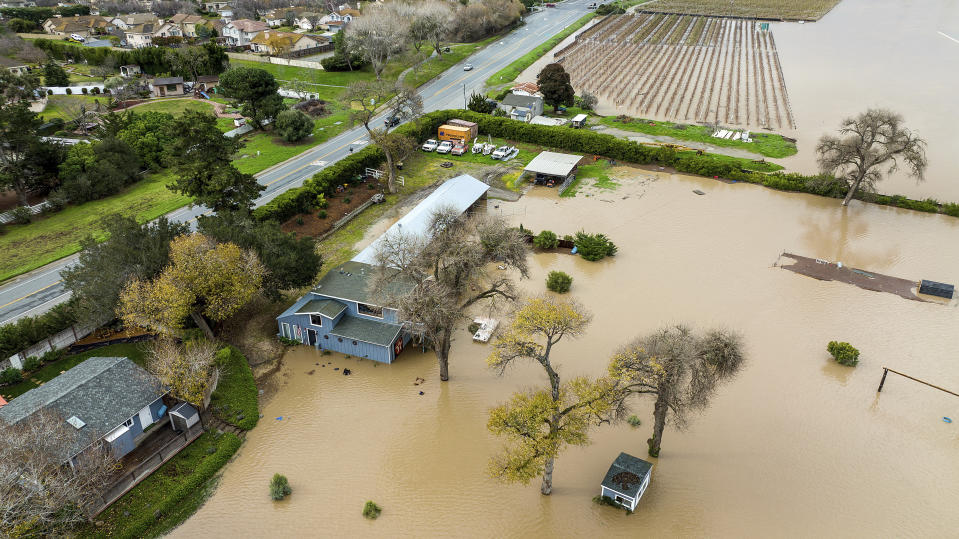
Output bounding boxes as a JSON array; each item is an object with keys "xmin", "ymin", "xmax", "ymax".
[{"xmin": 472, "ymin": 317, "xmax": 499, "ymax": 342}]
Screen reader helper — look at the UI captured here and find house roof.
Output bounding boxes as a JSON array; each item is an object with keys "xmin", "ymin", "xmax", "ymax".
[
  {"xmin": 601, "ymin": 452, "xmax": 652, "ymax": 499},
  {"xmin": 115, "ymin": 13, "xmax": 158, "ymax": 25},
  {"xmin": 329, "ymin": 315, "xmax": 402, "ymax": 347},
  {"xmin": 308, "ymin": 261, "xmax": 404, "ymax": 305},
  {"xmin": 337, "ymin": 8, "xmax": 361, "ymax": 16},
  {"xmin": 0, "ymin": 357, "xmax": 165, "ymax": 462},
  {"xmin": 501, "ymin": 93, "xmax": 543, "ymax": 109},
  {"xmin": 524, "ymin": 151, "xmax": 583, "ymax": 177},
  {"xmin": 169, "ymin": 13, "xmax": 206, "ymax": 24},
  {"xmin": 297, "ymin": 298, "xmax": 347, "ymax": 319},
  {"xmin": 45, "ymin": 15, "xmax": 111, "ymax": 32},
  {"xmin": 251, "ymin": 30, "xmax": 314, "ymax": 48},
  {"xmin": 196, "ymin": 74, "xmax": 219, "ymax": 83},
  {"xmin": 352, "ymin": 174, "xmax": 490, "ymax": 266},
  {"xmin": 153, "ymin": 76, "xmax": 183, "ymax": 85},
  {"xmin": 126, "ymin": 23, "xmax": 156, "ymax": 34},
  {"xmin": 230, "ymin": 19, "xmax": 270, "ymax": 33},
  {"xmin": 511, "ymin": 81, "xmax": 539, "ymax": 94}
]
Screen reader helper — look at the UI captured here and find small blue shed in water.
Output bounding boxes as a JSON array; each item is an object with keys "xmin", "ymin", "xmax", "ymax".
[
  {"xmin": 276, "ymin": 174, "xmax": 490, "ymax": 363},
  {"xmin": 600, "ymin": 452, "xmax": 653, "ymax": 511}
]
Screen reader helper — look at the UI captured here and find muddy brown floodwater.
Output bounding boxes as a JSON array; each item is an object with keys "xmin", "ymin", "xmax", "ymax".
[{"xmin": 173, "ymin": 167, "xmax": 959, "ymax": 538}]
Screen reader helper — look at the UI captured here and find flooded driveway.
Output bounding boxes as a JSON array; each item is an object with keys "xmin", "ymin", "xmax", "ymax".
[{"xmin": 173, "ymin": 170, "xmax": 959, "ymax": 538}]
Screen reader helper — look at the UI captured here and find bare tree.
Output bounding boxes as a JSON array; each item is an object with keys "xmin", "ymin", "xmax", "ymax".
[
  {"xmin": 148, "ymin": 337, "xmax": 219, "ymax": 408},
  {"xmin": 166, "ymin": 47, "xmax": 208, "ymax": 84},
  {"xmin": 608, "ymin": 325, "xmax": 746, "ymax": 457},
  {"xmin": 372, "ymin": 207, "xmax": 530, "ymax": 381},
  {"xmin": 816, "ymin": 109, "xmax": 928, "ymax": 207},
  {"xmin": 0, "ymin": 409, "xmax": 117, "ymax": 536},
  {"xmin": 346, "ymin": 4, "xmax": 409, "ymax": 79},
  {"xmin": 344, "ymin": 80, "xmax": 422, "ymax": 193},
  {"xmin": 410, "ymin": 0, "xmax": 454, "ymax": 58}
]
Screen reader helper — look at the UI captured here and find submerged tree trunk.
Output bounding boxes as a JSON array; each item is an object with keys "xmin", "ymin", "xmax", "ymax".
[
  {"xmin": 436, "ymin": 327, "xmax": 452, "ymax": 381},
  {"xmin": 648, "ymin": 397, "xmax": 668, "ymax": 458},
  {"xmin": 190, "ymin": 311, "xmax": 215, "ymax": 341},
  {"xmin": 541, "ymin": 456, "xmax": 555, "ymax": 495},
  {"xmin": 384, "ymin": 147, "xmax": 397, "ymax": 194},
  {"xmin": 841, "ymin": 177, "xmax": 862, "ymax": 206}
]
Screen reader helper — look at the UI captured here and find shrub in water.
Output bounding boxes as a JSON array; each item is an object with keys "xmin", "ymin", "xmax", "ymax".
[
  {"xmin": 270, "ymin": 473, "xmax": 292, "ymax": 500},
  {"xmin": 574, "ymin": 231, "xmax": 617, "ymax": 261},
  {"xmin": 626, "ymin": 415, "xmax": 642, "ymax": 427},
  {"xmin": 318, "ymin": 210, "xmax": 327, "ymax": 219},
  {"xmin": 468, "ymin": 322, "xmax": 480, "ymax": 335},
  {"xmin": 827, "ymin": 341, "xmax": 860, "ymax": 367},
  {"xmin": 0, "ymin": 367, "xmax": 23, "ymax": 385},
  {"xmin": 533, "ymin": 230, "xmax": 559, "ymax": 249},
  {"xmin": 22, "ymin": 356, "xmax": 41, "ymax": 372},
  {"xmin": 546, "ymin": 271, "xmax": 572, "ymax": 293},
  {"xmin": 362, "ymin": 500, "xmax": 381, "ymax": 519}
]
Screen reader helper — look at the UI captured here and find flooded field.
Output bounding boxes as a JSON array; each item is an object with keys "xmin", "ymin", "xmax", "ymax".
[
  {"xmin": 173, "ymin": 168, "xmax": 959, "ymax": 538},
  {"xmin": 774, "ymin": 0, "xmax": 959, "ymax": 200}
]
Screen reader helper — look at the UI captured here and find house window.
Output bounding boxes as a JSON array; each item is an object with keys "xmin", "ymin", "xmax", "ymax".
[
  {"xmin": 166, "ymin": 84, "xmax": 178, "ymax": 91},
  {"xmin": 352, "ymin": 340, "xmax": 357, "ymax": 346},
  {"xmin": 324, "ymin": 334, "xmax": 329, "ymax": 339},
  {"xmin": 357, "ymin": 303, "xmax": 383, "ymax": 318},
  {"xmin": 615, "ymin": 495, "xmax": 624, "ymax": 504},
  {"xmin": 310, "ymin": 314, "xmax": 323, "ymax": 326},
  {"xmin": 337, "ymin": 337, "xmax": 343, "ymax": 342},
  {"xmin": 123, "ymin": 417, "xmax": 134, "ymax": 427}
]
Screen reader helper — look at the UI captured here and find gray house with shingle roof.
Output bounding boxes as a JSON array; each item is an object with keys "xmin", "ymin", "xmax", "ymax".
[
  {"xmin": 600, "ymin": 452, "xmax": 653, "ymax": 511},
  {"xmin": 0, "ymin": 357, "xmax": 168, "ymax": 467}
]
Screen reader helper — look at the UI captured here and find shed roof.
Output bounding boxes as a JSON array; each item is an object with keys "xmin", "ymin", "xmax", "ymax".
[
  {"xmin": 501, "ymin": 93, "xmax": 543, "ymax": 108},
  {"xmin": 352, "ymin": 174, "xmax": 490, "ymax": 266},
  {"xmin": 572, "ymin": 113, "xmax": 588, "ymax": 122},
  {"xmin": 524, "ymin": 151, "xmax": 583, "ymax": 177},
  {"xmin": 153, "ymin": 76, "xmax": 183, "ymax": 85},
  {"xmin": 601, "ymin": 452, "xmax": 652, "ymax": 499},
  {"xmin": 297, "ymin": 298, "xmax": 347, "ymax": 319},
  {"xmin": 329, "ymin": 315, "xmax": 402, "ymax": 347},
  {"xmin": 0, "ymin": 357, "xmax": 165, "ymax": 462}
]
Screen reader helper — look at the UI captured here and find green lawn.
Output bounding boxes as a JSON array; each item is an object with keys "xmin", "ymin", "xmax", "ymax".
[
  {"xmin": 0, "ymin": 171, "xmax": 191, "ymax": 282},
  {"xmin": 210, "ymin": 346, "xmax": 259, "ymax": 431},
  {"xmin": 231, "ymin": 106, "xmax": 351, "ymax": 174},
  {"xmin": 680, "ymin": 151, "xmax": 784, "ymax": 173},
  {"xmin": 599, "ymin": 116, "xmax": 798, "ymax": 158},
  {"xmin": 485, "ymin": 12, "xmax": 597, "ymax": 90},
  {"xmin": 39, "ymin": 95, "xmax": 106, "ymax": 121},
  {"xmin": 78, "ymin": 431, "xmax": 243, "ymax": 539},
  {"xmin": 404, "ymin": 37, "xmax": 499, "ymax": 88},
  {"xmin": 1, "ymin": 342, "xmax": 148, "ymax": 400},
  {"xmin": 129, "ymin": 99, "xmax": 218, "ymax": 116}
]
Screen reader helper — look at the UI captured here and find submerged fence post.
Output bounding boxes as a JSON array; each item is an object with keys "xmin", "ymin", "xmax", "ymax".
[{"xmin": 878, "ymin": 368, "xmax": 889, "ymax": 392}]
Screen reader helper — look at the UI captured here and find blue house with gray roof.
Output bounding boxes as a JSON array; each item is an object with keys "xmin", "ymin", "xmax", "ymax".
[
  {"xmin": 276, "ymin": 174, "xmax": 490, "ymax": 363},
  {"xmin": 0, "ymin": 357, "xmax": 168, "ymax": 467}
]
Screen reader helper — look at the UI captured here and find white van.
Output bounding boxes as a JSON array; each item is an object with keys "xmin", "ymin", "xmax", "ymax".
[{"xmin": 69, "ymin": 34, "xmax": 86, "ymax": 42}]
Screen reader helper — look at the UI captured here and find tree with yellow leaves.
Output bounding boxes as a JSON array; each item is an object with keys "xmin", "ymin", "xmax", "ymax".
[
  {"xmin": 487, "ymin": 296, "xmax": 625, "ymax": 495},
  {"xmin": 147, "ymin": 337, "xmax": 218, "ymax": 407},
  {"xmin": 608, "ymin": 325, "xmax": 746, "ymax": 457},
  {"xmin": 118, "ymin": 233, "xmax": 265, "ymax": 340}
]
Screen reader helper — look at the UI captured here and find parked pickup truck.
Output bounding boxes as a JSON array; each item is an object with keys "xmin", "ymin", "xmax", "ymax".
[
  {"xmin": 436, "ymin": 140, "xmax": 454, "ymax": 154},
  {"xmin": 451, "ymin": 142, "xmax": 467, "ymax": 156},
  {"xmin": 421, "ymin": 139, "xmax": 439, "ymax": 151}
]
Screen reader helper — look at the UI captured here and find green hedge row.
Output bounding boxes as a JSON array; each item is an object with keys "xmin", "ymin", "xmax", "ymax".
[
  {"xmin": 211, "ymin": 345, "xmax": 259, "ymax": 431},
  {"xmin": 0, "ymin": 302, "xmax": 77, "ymax": 359},
  {"xmin": 252, "ymin": 109, "xmax": 959, "ymax": 222},
  {"xmin": 117, "ymin": 433, "xmax": 242, "ymax": 539}
]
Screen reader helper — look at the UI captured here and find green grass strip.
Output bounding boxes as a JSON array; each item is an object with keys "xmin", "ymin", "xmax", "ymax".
[
  {"xmin": 210, "ymin": 345, "xmax": 259, "ymax": 431},
  {"xmin": 485, "ymin": 12, "xmax": 597, "ymax": 89},
  {"xmin": 598, "ymin": 116, "xmax": 798, "ymax": 158}
]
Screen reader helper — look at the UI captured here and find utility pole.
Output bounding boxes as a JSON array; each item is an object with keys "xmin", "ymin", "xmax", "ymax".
[{"xmin": 463, "ymin": 83, "xmax": 467, "ymax": 110}]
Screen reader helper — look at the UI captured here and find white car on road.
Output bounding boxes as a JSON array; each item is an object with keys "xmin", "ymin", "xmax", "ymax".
[
  {"xmin": 436, "ymin": 140, "xmax": 454, "ymax": 154},
  {"xmin": 463, "ymin": 64, "xmax": 474, "ymax": 71},
  {"xmin": 421, "ymin": 139, "xmax": 439, "ymax": 151}
]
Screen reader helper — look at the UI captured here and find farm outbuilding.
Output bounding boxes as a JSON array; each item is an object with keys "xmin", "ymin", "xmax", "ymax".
[
  {"xmin": 571, "ymin": 113, "xmax": 588, "ymax": 128},
  {"xmin": 169, "ymin": 402, "xmax": 200, "ymax": 432},
  {"xmin": 600, "ymin": 452, "xmax": 653, "ymax": 512},
  {"xmin": 523, "ymin": 151, "xmax": 583, "ymax": 189},
  {"xmin": 918, "ymin": 280, "xmax": 954, "ymax": 299}
]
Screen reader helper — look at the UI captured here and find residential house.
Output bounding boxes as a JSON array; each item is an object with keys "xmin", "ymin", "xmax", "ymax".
[
  {"xmin": 600, "ymin": 452, "xmax": 653, "ymax": 512},
  {"xmin": 264, "ymin": 7, "xmax": 308, "ymax": 27},
  {"xmin": 0, "ymin": 0, "xmax": 37, "ymax": 8},
  {"xmin": 169, "ymin": 13, "xmax": 208, "ymax": 37},
  {"xmin": 195, "ymin": 74, "xmax": 219, "ymax": 92},
  {"xmin": 222, "ymin": 18, "xmax": 269, "ymax": 46},
  {"xmin": 250, "ymin": 30, "xmax": 323, "ymax": 55},
  {"xmin": 42, "ymin": 15, "xmax": 112, "ymax": 37},
  {"xmin": 203, "ymin": 0, "xmax": 230, "ymax": 12},
  {"xmin": 0, "ymin": 357, "xmax": 168, "ymax": 467},
  {"xmin": 318, "ymin": 8, "xmax": 358, "ymax": 30},
  {"xmin": 124, "ymin": 23, "xmax": 158, "ymax": 48},
  {"xmin": 153, "ymin": 21, "xmax": 184, "ymax": 38},
  {"xmin": 0, "ymin": 57, "xmax": 30, "ymax": 76},
  {"xmin": 276, "ymin": 174, "xmax": 490, "ymax": 363},
  {"xmin": 293, "ymin": 12, "xmax": 323, "ymax": 31},
  {"xmin": 510, "ymin": 81, "xmax": 541, "ymax": 97},
  {"xmin": 218, "ymin": 8, "xmax": 234, "ymax": 21},
  {"xmin": 111, "ymin": 12, "xmax": 159, "ymax": 30},
  {"xmin": 151, "ymin": 76, "xmax": 184, "ymax": 97},
  {"xmin": 498, "ymin": 93, "xmax": 545, "ymax": 123}
]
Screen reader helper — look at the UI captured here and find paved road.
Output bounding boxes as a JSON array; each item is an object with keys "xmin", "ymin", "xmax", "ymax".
[{"xmin": 0, "ymin": 0, "xmax": 592, "ymax": 325}]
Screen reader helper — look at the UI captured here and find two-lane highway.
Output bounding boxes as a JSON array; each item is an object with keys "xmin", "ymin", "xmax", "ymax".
[{"xmin": 0, "ymin": 0, "xmax": 593, "ymax": 325}]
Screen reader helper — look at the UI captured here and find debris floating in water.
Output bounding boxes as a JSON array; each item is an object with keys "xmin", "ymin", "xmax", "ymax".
[
  {"xmin": 944, "ymin": 417, "xmax": 953, "ymax": 423},
  {"xmin": 693, "ymin": 189, "xmax": 705, "ymax": 195},
  {"xmin": 419, "ymin": 391, "xmax": 424, "ymax": 396},
  {"xmin": 343, "ymin": 368, "xmax": 351, "ymax": 376},
  {"xmin": 276, "ymin": 416, "xmax": 283, "ymax": 421}
]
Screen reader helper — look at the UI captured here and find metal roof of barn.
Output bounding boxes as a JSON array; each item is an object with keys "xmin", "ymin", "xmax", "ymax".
[
  {"xmin": 524, "ymin": 151, "xmax": 583, "ymax": 177},
  {"xmin": 351, "ymin": 174, "xmax": 490, "ymax": 266}
]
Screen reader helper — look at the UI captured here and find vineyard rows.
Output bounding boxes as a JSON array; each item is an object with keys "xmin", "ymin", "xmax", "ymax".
[
  {"xmin": 639, "ymin": 0, "xmax": 841, "ymax": 22},
  {"xmin": 556, "ymin": 14, "xmax": 796, "ymax": 130}
]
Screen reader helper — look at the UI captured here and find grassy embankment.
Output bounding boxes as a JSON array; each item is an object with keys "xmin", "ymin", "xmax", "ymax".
[
  {"xmin": 485, "ymin": 12, "xmax": 597, "ymax": 91},
  {"xmin": 598, "ymin": 116, "xmax": 797, "ymax": 158}
]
